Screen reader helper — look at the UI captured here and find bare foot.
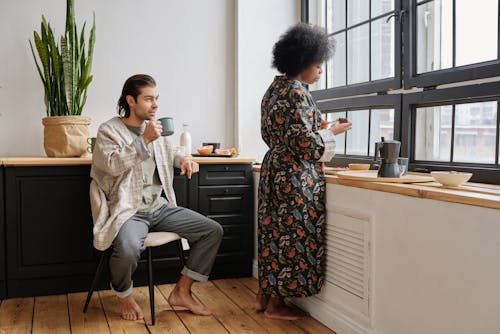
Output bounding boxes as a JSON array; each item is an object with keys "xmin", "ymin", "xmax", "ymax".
[
  {"xmin": 264, "ymin": 296, "xmax": 306, "ymax": 320},
  {"xmin": 168, "ymin": 286, "xmax": 212, "ymax": 316},
  {"xmin": 252, "ymin": 291, "xmax": 269, "ymax": 312},
  {"xmin": 118, "ymin": 295, "xmax": 144, "ymax": 321}
]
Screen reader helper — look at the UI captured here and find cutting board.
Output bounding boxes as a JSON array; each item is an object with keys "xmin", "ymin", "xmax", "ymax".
[{"xmin": 336, "ymin": 170, "xmax": 434, "ymax": 183}]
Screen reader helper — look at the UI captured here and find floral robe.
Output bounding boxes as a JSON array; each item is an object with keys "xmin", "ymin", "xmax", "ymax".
[{"xmin": 258, "ymin": 75, "xmax": 336, "ymax": 297}]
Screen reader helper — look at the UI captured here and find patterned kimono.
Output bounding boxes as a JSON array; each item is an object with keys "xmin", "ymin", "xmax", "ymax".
[{"xmin": 258, "ymin": 75, "xmax": 336, "ymax": 298}]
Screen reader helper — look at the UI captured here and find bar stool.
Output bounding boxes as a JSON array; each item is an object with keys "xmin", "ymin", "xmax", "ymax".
[{"xmin": 83, "ymin": 232, "xmax": 185, "ymax": 325}]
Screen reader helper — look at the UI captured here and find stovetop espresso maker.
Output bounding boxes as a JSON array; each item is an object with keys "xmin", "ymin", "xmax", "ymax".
[{"xmin": 374, "ymin": 137, "xmax": 401, "ymax": 178}]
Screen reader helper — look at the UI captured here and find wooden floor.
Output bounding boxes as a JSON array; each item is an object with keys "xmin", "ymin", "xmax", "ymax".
[{"xmin": 0, "ymin": 278, "xmax": 335, "ymax": 334}]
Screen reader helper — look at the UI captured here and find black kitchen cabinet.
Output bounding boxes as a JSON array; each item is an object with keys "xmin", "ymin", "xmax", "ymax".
[
  {"xmin": 2, "ymin": 162, "xmax": 253, "ymax": 298},
  {"xmin": 196, "ymin": 164, "xmax": 254, "ymax": 278},
  {"xmin": 0, "ymin": 167, "xmax": 5, "ymax": 299},
  {"xmin": 4, "ymin": 166, "xmax": 96, "ymax": 297}
]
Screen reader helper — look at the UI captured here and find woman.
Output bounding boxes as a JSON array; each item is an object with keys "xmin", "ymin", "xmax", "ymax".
[{"xmin": 256, "ymin": 23, "xmax": 351, "ymax": 320}]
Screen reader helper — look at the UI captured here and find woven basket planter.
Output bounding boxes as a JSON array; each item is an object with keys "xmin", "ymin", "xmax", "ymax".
[{"xmin": 42, "ymin": 116, "xmax": 91, "ymax": 157}]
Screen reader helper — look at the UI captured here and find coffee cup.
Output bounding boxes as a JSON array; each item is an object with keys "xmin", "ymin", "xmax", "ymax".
[
  {"xmin": 87, "ymin": 137, "xmax": 96, "ymax": 153},
  {"xmin": 158, "ymin": 117, "xmax": 174, "ymax": 136}
]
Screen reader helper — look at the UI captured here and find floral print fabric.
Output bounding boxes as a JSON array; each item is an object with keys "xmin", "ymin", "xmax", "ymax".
[{"xmin": 258, "ymin": 75, "xmax": 327, "ymax": 297}]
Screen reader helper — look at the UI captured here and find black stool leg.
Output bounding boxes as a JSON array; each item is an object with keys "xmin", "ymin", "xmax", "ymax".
[
  {"xmin": 147, "ymin": 247, "xmax": 155, "ymax": 325},
  {"xmin": 83, "ymin": 250, "xmax": 109, "ymax": 312},
  {"xmin": 177, "ymin": 239, "xmax": 185, "ymax": 268}
]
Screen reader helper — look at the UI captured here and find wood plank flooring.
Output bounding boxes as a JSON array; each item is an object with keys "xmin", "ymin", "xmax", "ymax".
[{"xmin": 0, "ymin": 278, "xmax": 335, "ymax": 334}]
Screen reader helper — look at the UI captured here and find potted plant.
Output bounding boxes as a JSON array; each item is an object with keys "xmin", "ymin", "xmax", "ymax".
[{"xmin": 29, "ymin": 0, "xmax": 95, "ymax": 157}]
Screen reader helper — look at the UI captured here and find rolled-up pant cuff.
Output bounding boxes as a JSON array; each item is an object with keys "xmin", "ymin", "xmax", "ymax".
[
  {"xmin": 111, "ymin": 281, "xmax": 134, "ymax": 298},
  {"xmin": 181, "ymin": 266, "xmax": 209, "ymax": 282}
]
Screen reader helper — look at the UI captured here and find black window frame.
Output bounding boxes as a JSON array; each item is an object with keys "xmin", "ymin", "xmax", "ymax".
[
  {"xmin": 303, "ymin": 0, "xmax": 500, "ymax": 184},
  {"xmin": 401, "ymin": 82, "xmax": 500, "ymax": 183},
  {"xmin": 318, "ymin": 94, "xmax": 402, "ymax": 167},
  {"xmin": 403, "ymin": 0, "xmax": 500, "ymax": 89},
  {"xmin": 305, "ymin": 0, "xmax": 403, "ymax": 100}
]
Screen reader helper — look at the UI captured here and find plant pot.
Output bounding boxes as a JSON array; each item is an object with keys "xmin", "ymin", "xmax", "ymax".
[{"xmin": 42, "ymin": 116, "xmax": 91, "ymax": 157}]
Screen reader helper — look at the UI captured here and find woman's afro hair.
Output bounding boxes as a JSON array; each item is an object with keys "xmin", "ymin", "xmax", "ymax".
[{"xmin": 272, "ymin": 23, "xmax": 333, "ymax": 77}]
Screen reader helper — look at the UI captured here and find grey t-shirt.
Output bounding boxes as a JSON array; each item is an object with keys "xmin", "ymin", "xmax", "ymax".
[{"xmin": 125, "ymin": 124, "xmax": 168, "ymax": 213}]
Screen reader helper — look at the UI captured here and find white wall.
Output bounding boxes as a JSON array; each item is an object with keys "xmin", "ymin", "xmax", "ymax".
[
  {"xmin": 236, "ymin": 0, "xmax": 300, "ymax": 161},
  {"xmin": 0, "ymin": 0, "xmax": 236, "ymax": 156},
  {"xmin": 295, "ymin": 184, "xmax": 500, "ymax": 334}
]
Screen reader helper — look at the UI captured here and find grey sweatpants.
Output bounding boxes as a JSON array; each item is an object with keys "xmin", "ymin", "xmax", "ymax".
[{"xmin": 109, "ymin": 203, "xmax": 223, "ymax": 297}]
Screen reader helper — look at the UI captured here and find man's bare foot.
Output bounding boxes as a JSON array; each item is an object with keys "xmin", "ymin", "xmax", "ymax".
[
  {"xmin": 168, "ymin": 286, "xmax": 212, "ymax": 316},
  {"xmin": 118, "ymin": 295, "xmax": 144, "ymax": 321},
  {"xmin": 252, "ymin": 291, "xmax": 269, "ymax": 312},
  {"xmin": 264, "ymin": 296, "xmax": 306, "ymax": 320}
]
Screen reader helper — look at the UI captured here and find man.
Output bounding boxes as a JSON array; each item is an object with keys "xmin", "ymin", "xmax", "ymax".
[{"xmin": 90, "ymin": 74, "xmax": 223, "ymax": 320}]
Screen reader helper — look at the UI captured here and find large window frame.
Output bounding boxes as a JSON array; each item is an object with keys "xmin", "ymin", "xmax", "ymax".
[
  {"xmin": 310, "ymin": 0, "xmax": 403, "ymax": 100},
  {"xmin": 318, "ymin": 94, "xmax": 402, "ymax": 166},
  {"xmin": 401, "ymin": 83, "xmax": 500, "ymax": 183},
  {"xmin": 303, "ymin": 0, "xmax": 500, "ymax": 184},
  {"xmin": 403, "ymin": 0, "xmax": 500, "ymax": 89}
]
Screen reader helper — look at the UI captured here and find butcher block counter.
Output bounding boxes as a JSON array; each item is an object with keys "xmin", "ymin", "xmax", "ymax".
[
  {"xmin": 0, "ymin": 156, "xmax": 255, "ymax": 166},
  {"xmin": 252, "ymin": 165, "xmax": 500, "ymax": 210},
  {"xmin": 0, "ymin": 155, "xmax": 255, "ymax": 299}
]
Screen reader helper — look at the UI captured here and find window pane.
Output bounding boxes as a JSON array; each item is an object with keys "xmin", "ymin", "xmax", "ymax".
[
  {"xmin": 328, "ymin": 34, "xmax": 346, "ymax": 88},
  {"xmin": 369, "ymin": 109, "xmax": 395, "ymax": 156},
  {"xmin": 346, "ymin": 109, "xmax": 369, "ymax": 155},
  {"xmin": 371, "ymin": 0, "xmax": 394, "ymax": 17},
  {"xmin": 348, "ymin": 24, "xmax": 369, "ymax": 84},
  {"xmin": 453, "ymin": 102, "xmax": 497, "ymax": 163},
  {"xmin": 326, "ymin": 111, "xmax": 347, "ymax": 154},
  {"xmin": 456, "ymin": 0, "xmax": 498, "ymax": 66},
  {"xmin": 415, "ymin": 105, "xmax": 452, "ymax": 161},
  {"xmin": 417, "ymin": 0, "xmax": 453, "ymax": 74},
  {"xmin": 371, "ymin": 16, "xmax": 395, "ymax": 81},
  {"xmin": 328, "ymin": 0, "xmax": 346, "ymax": 33},
  {"xmin": 347, "ymin": 0, "xmax": 369, "ymax": 27}
]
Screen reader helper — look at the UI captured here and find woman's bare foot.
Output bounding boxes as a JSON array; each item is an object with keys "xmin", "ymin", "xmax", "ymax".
[
  {"xmin": 118, "ymin": 295, "xmax": 144, "ymax": 321},
  {"xmin": 264, "ymin": 296, "xmax": 306, "ymax": 320},
  {"xmin": 168, "ymin": 286, "xmax": 212, "ymax": 316},
  {"xmin": 252, "ymin": 290, "xmax": 269, "ymax": 312}
]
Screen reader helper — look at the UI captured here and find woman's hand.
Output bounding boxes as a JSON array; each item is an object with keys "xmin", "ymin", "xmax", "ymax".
[
  {"xmin": 330, "ymin": 119, "xmax": 352, "ymax": 135},
  {"xmin": 180, "ymin": 157, "xmax": 199, "ymax": 179}
]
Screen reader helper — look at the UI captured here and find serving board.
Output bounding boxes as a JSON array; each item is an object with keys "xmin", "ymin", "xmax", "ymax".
[{"xmin": 336, "ymin": 170, "xmax": 434, "ymax": 183}]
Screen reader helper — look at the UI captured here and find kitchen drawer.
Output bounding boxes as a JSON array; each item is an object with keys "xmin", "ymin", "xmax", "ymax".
[
  {"xmin": 198, "ymin": 185, "xmax": 252, "ymax": 216},
  {"xmin": 198, "ymin": 164, "xmax": 252, "ymax": 186}
]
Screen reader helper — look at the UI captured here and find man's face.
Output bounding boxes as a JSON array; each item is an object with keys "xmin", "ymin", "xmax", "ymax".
[{"xmin": 127, "ymin": 85, "xmax": 159, "ymax": 121}]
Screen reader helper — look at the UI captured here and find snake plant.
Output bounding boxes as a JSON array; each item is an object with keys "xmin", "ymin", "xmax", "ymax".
[{"xmin": 29, "ymin": 0, "xmax": 95, "ymax": 116}]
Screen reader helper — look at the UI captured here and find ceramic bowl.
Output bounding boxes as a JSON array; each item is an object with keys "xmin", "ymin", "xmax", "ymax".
[
  {"xmin": 430, "ymin": 171, "xmax": 472, "ymax": 187},
  {"xmin": 348, "ymin": 163, "xmax": 371, "ymax": 171}
]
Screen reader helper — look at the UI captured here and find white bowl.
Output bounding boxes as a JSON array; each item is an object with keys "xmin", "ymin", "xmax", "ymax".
[{"xmin": 431, "ymin": 171, "xmax": 472, "ymax": 187}]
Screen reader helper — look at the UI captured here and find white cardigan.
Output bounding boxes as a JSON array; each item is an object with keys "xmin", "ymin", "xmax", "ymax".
[{"xmin": 89, "ymin": 117, "xmax": 178, "ymax": 251}]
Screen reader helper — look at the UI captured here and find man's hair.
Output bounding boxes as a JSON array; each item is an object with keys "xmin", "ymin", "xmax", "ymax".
[
  {"xmin": 117, "ymin": 74, "xmax": 156, "ymax": 118},
  {"xmin": 272, "ymin": 23, "xmax": 333, "ymax": 78}
]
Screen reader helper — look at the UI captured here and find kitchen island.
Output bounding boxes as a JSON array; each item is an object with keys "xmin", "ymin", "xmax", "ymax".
[{"xmin": 0, "ymin": 156, "xmax": 255, "ymax": 299}]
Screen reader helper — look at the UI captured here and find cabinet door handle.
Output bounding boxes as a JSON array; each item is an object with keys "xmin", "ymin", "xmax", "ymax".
[{"xmin": 224, "ymin": 188, "xmax": 229, "ymax": 194}]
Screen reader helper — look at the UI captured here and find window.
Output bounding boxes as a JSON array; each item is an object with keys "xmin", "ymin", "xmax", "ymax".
[
  {"xmin": 309, "ymin": 0, "xmax": 402, "ymax": 99},
  {"xmin": 318, "ymin": 95, "xmax": 401, "ymax": 167},
  {"xmin": 305, "ymin": 0, "xmax": 500, "ymax": 183}
]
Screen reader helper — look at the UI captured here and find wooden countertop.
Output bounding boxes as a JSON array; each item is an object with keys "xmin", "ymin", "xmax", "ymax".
[
  {"xmin": 252, "ymin": 165, "xmax": 500, "ymax": 210},
  {"xmin": 0, "ymin": 156, "xmax": 255, "ymax": 166}
]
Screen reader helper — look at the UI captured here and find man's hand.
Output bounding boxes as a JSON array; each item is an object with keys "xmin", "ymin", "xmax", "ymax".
[
  {"xmin": 180, "ymin": 157, "xmax": 199, "ymax": 179},
  {"xmin": 142, "ymin": 120, "xmax": 162, "ymax": 145}
]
